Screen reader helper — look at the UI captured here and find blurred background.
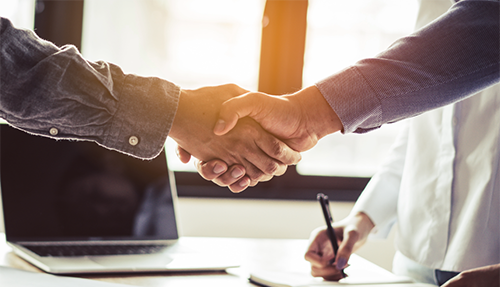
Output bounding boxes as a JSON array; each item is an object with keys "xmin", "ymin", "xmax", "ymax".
[{"xmin": 0, "ymin": 0, "xmax": 419, "ymax": 271}]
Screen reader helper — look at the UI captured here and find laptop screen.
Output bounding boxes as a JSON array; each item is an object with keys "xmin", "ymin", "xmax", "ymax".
[{"xmin": 0, "ymin": 124, "xmax": 178, "ymax": 242}]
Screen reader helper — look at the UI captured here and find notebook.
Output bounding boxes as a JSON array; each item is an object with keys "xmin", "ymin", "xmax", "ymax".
[
  {"xmin": 0, "ymin": 124, "xmax": 239, "ymax": 274},
  {"xmin": 249, "ymin": 254, "xmax": 422, "ymax": 286}
]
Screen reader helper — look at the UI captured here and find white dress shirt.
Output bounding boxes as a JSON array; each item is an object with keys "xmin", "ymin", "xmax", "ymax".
[{"xmin": 351, "ymin": 0, "xmax": 500, "ymax": 272}]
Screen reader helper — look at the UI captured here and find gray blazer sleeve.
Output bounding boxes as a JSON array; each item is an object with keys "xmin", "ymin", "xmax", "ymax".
[{"xmin": 0, "ymin": 17, "xmax": 180, "ymax": 160}]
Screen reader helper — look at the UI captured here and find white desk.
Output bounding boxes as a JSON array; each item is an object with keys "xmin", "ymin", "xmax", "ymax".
[{"xmin": 0, "ymin": 234, "xmax": 431, "ymax": 286}]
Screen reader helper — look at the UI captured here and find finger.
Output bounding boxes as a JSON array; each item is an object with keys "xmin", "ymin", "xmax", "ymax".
[
  {"xmin": 228, "ymin": 176, "xmax": 251, "ymax": 193},
  {"xmin": 305, "ymin": 248, "xmax": 335, "ymax": 268},
  {"xmin": 244, "ymin": 151, "xmax": 284, "ymax": 178},
  {"xmin": 248, "ymin": 173, "xmax": 273, "ymax": 185},
  {"xmin": 240, "ymin": 138, "xmax": 286, "ymax": 178},
  {"xmin": 242, "ymin": 159, "xmax": 267, "ymax": 182},
  {"xmin": 213, "ymin": 92, "xmax": 266, "ymax": 136},
  {"xmin": 305, "ymin": 251, "xmax": 325, "ymax": 268},
  {"xmin": 239, "ymin": 153, "xmax": 284, "ymax": 185},
  {"xmin": 305, "ymin": 230, "xmax": 336, "ymax": 268},
  {"xmin": 229, "ymin": 118, "xmax": 299, "ymax": 176},
  {"xmin": 176, "ymin": 146, "xmax": 192, "ymax": 163},
  {"xmin": 334, "ymin": 229, "xmax": 360, "ymax": 270},
  {"xmin": 311, "ymin": 265, "xmax": 345, "ymax": 281},
  {"xmin": 210, "ymin": 165, "xmax": 246, "ymax": 186},
  {"xmin": 195, "ymin": 159, "xmax": 228, "ymax": 181},
  {"xmin": 256, "ymin": 135, "xmax": 302, "ymax": 166}
]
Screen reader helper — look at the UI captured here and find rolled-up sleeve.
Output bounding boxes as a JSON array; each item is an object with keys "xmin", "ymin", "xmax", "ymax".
[
  {"xmin": 316, "ymin": 0, "xmax": 499, "ymax": 134},
  {"xmin": 0, "ymin": 17, "xmax": 180, "ymax": 159}
]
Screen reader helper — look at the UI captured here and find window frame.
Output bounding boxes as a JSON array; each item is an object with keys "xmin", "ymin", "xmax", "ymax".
[
  {"xmin": 174, "ymin": 166, "xmax": 367, "ymax": 201},
  {"xmin": 35, "ymin": 0, "xmax": 369, "ymax": 202}
]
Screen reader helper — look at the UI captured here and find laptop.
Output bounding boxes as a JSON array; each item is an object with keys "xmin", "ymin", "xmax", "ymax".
[{"xmin": 0, "ymin": 124, "xmax": 239, "ymax": 274}]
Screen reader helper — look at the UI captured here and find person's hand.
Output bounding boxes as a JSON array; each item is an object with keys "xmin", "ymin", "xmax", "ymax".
[
  {"xmin": 213, "ymin": 85, "xmax": 344, "ymax": 152},
  {"xmin": 176, "ymin": 146, "xmax": 252, "ymax": 193},
  {"xmin": 441, "ymin": 264, "xmax": 500, "ymax": 287},
  {"xmin": 304, "ymin": 212, "xmax": 375, "ymax": 281},
  {"xmin": 169, "ymin": 84, "xmax": 301, "ymax": 192}
]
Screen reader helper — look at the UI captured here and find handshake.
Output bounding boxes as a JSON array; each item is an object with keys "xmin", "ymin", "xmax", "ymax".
[{"xmin": 168, "ymin": 84, "xmax": 343, "ymax": 193}]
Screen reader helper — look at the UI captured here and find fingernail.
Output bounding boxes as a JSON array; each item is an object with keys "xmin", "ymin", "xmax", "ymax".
[
  {"xmin": 336, "ymin": 257, "xmax": 347, "ymax": 270},
  {"xmin": 213, "ymin": 163, "xmax": 225, "ymax": 174},
  {"xmin": 214, "ymin": 119, "xmax": 226, "ymax": 134},
  {"xmin": 239, "ymin": 177, "xmax": 250, "ymax": 187},
  {"xmin": 231, "ymin": 168, "xmax": 244, "ymax": 178}
]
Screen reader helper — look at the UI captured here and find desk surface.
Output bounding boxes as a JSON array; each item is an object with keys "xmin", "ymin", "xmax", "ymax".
[
  {"xmin": 0, "ymin": 235, "xmax": 313, "ymax": 287},
  {"xmin": 0, "ymin": 234, "xmax": 424, "ymax": 287}
]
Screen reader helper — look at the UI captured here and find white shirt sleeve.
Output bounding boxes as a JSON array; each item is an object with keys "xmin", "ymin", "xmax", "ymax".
[{"xmin": 350, "ymin": 121, "xmax": 410, "ymax": 239}]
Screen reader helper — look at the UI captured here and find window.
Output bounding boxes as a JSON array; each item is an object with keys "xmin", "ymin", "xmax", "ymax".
[
  {"xmin": 0, "ymin": 0, "xmax": 35, "ymax": 29},
  {"xmin": 82, "ymin": 0, "xmax": 264, "ymax": 90},
  {"xmin": 80, "ymin": 0, "xmax": 420, "ymax": 200},
  {"xmin": 7, "ymin": 0, "xmax": 420, "ymax": 200},
  {"xmin": 299, "ymin": 0, "xmax": 417, "ymax": 178},
  {"xmin": 0, "ymin": 0, "xmax": 36, "ymax": 125},
  {"xmin": 81, "ymin": 0, "xmax": 265, "ymax": 173}
]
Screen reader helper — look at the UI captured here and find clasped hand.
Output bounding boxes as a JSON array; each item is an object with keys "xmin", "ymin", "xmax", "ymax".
[
  {"xmin": 173, "ymin": 84, "xmax": 343, "ymax": 192},
  {"xmin": 168, "ymin": 84, "xmax": 302, "ymax": 192}
]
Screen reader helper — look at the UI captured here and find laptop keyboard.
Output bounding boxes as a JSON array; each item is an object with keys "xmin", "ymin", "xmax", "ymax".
[{"xmin": 24, "ymin": 244, "xmax": 168, "ymax": 257}]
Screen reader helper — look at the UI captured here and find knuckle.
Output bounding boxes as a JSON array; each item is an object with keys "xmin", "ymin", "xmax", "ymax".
[
  {"xmin": 270, "ymin": 140, "xmax": 286, "ymax": 159},
  {"xmin": 247, "ymin": 168, "xmax": 265, "ymax": 181},
  {"xmin": 346, "ymin": 229, "xmax": 360, "ymax": 241},
  {"xmin": 226, "ymin": 83, "xmax": 237, "ymax": 91},
  {"xmin": 264, "ymin": 161, "xmax": 280, "ymax": 175}
]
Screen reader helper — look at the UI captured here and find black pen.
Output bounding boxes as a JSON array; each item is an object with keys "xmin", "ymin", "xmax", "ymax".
[{"xmin": 317, "ymin": 193, "xmax": 346, "ymax": 276}]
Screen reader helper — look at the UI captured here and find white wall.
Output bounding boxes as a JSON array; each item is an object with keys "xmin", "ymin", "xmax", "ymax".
[{"xmin": 176, "ymin": 197, "xmax": 396, "ymax": 271}]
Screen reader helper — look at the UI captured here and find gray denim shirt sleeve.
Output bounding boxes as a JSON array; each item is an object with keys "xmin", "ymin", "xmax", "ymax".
[
  {"xmin": 0, "ymin": 17, "xmax": 181, "ymax": 159},
  {"xmin": 316, "ymin": 0, "xmax": 500, "ymax": 134}
]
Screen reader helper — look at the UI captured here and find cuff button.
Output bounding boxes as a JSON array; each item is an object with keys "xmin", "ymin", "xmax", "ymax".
[
  {"xmin": 49, "ymin": 128, "xmax": 59, "ymax": 136},
  {"xmin": 129, "ymin": 136, "xmax": 139, "ymax": 146}
]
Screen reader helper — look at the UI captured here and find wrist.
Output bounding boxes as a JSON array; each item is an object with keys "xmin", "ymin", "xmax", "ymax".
[
  {"xmin": 290, "ymin": 86, "xmax": 343, "ymax": 140},
  {"xmin": 353, "ymin": 212, "xmax": 375, "ymax": 239}
]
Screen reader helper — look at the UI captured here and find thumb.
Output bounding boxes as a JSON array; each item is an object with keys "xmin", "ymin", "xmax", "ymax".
[
  {"xmin": 334, "ymin": 230, "xmax": 359, "ymax": 270},
  {"xmin": 213, "ymin": 92, "xmax": 265, "ymax": 136},
  {"xmin": 176, "ymin": 146, "xmax": 192, "ymax": 163}
]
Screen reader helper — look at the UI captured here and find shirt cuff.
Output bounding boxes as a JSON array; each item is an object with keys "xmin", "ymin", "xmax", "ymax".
[{"xmin": 103, "ymin": 75, "xmax": 181, "ymax": 160}]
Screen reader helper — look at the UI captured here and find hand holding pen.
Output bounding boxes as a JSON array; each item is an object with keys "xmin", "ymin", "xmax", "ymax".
[
  {"xmin": 305, "ymin": 201, "xmax": 376, "ymax": 281},
  {"xmin": 317, "ymin": 193, "xmax": 347, "ymax": 278}
]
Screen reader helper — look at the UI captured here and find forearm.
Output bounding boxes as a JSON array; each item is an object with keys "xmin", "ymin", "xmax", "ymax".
[
  {"xmin": 317, "ymin": 0, "xmax": 499, "ymax": 133},
  {"xmin": 0, "ymin": 17, "xmax": 180, "ymax": 159}
]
